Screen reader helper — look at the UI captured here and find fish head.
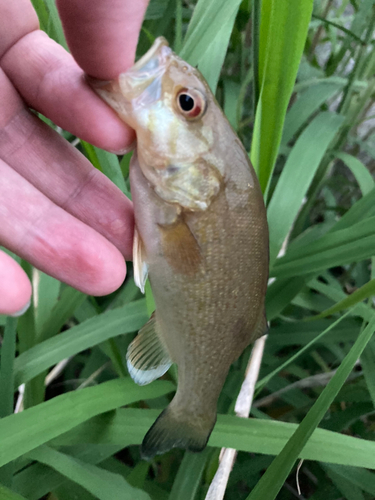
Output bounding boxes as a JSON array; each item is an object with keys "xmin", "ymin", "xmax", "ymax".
[{"xmin": 88, "ymin": 37, "xmax": 215, "ymax": 166}]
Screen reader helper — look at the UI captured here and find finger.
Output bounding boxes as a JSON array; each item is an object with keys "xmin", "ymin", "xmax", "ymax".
[
  {"xmin": 56, "ymin": 0, "xmax": 149, "ymax": 79},
  {"xmin": 0, "ymin": 158, "xmax": 126, "ymax": 296},
  {"xmin": 0, "ymin": 68, "xmax": 133, "ymax": 259},
  {"xmin": 0, "ymin": 0, "xmax": 39, "ymax": 58},
  {"xmin": 0, "ymin": 250, "xmax": 32, "ymax": 316},
  {"xmin": 1, "ymin": 32, "xmax": 135, "ymax": 152}
]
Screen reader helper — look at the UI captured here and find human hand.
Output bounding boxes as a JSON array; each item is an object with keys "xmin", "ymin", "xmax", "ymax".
[{"xmin": 0, "ymin": 0, "xmax": 149, "ymax": 315}]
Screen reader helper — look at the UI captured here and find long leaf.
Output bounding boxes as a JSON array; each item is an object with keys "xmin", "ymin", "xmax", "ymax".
[
  {"xmin": 14, "ymin": 299, "xmax": 148, "ymax": 387},
  {"xmin": 281, "ymin": 82, "xmax": 342, "ymax": 146},
  {"xmin": 272, "ymin": 216, "xmax": 375, "ymax": 279},
  {"xmin": 181, "ymin": 0, "xmax": 242, "ymax": 66},
  {"xmin": 196, "ymin": 7, "xmax": 238, "ymax": 93},
  {"xmin": 308, "ymin": 277, "xmax": 375, "ymax": 320},
  {"xmin": 54, "ymin": 407, "xmax": 375, "ymax": 469},
  {"xmin": 28, "ymin": 446, "xmax": 149, "ymax": 500},
  {"xmin": 251, "ymin": 0, "xmax": 314, "ymax": 192},
  {"xmin": 335, "ymin": 152, "xmax": 375, "ymax": 196},
  {"xmin": 14, "ymin": 444, "xmax": 125, "ymax": 500},
  {"xmin": 323, "ymin": 464, "xmax": 375, "ymax": 497},
  {"xmin": 168, "ymin": 449, "xmax": 211, "ymax": 500},
  {"xmin": 268, "ymin": 112, "xmax": 344, "ymax": 266},
  {"xmin": 0, "ymin": 484, "xmax": 27, "ymax": 500},
  {"xmin": 0, "ymin": 379, "xmax": 174, "ymax": 467},
  {"xmin": 0, "ymin": 317, "xmax": 17, "ymax": 486}
]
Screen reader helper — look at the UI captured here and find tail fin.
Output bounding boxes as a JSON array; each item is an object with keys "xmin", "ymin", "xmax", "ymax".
[{"xmin": 141, "ymin": 405, "xmax": 216, "ymax": 460}]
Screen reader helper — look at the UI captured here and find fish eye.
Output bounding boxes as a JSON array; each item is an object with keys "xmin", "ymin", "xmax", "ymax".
[
  {"xmin": 179, "ymin": 94, "xmax": 194, "ymax": 112},
  {"xmin": 176, "ymin": 88, "xmax": 206, "ymax": 120}
]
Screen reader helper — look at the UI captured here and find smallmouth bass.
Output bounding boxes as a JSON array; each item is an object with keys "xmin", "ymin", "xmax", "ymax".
[{"xmin": 89, "ymin": 37, "xmax": 269, "ymax": 459}]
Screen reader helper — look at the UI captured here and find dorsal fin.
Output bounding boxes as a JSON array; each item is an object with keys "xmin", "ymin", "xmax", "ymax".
[{"xmin": 126, "ymin": 313, "xmax": 172, "ymax": 386}]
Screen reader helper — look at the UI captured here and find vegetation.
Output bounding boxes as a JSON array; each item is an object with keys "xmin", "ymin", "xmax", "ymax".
[{"xmin": 1, "ymin": 0, "xmax": 375, "ymax": 498}]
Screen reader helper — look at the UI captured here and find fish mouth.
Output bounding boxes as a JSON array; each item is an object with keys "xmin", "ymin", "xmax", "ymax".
[
  {"xmin": 118, "ymin": 37, "xmax": 172, "ymax": 103},
  {"xmin": 132, "ymin": 37, "xmax": 170, "ymax": 72},
  {"xmin": 86, "ymin": 37, "xmax": 172, "ymax": 126}
]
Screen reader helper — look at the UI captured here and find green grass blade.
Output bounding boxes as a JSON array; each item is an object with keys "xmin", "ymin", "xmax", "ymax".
[
  {"xmin": 0, "ymin": 484, "xmax": 27, "ymax": 500},
  {"xmin": 252, "ymin": 0, "xmax": 261, "ymax": 113},
  {"xmin": 39, "ymin": 287, "xmax": 87, "ymax": 341},
  {"xmin": 308, "ymin": 278, "xmax": 373, "ymax": 322},
  {"xmin": 266, "ymin": 276, "xmax": 309, "ymax": 320},
  {"xmin": 174, "ymin": 0, "xmax": 183, "ymax": 53},
  {"xmin": 281, "ymin": 82, "xmax": 342, "ymax": 146},
  {"xmin": 30, "ymin": 0, "xmax": 49, "ymax": 31},
  {"xmin": 145, "ymin": 0, "xmax": 169, "ymax": 20},
  {"xmin": 43, "ymin": 0, "xmax": 68, "ymax": 51},
  {"xmin": 223, "ymin": 80, "xmax": 240, "ymax": 130},
  {"xmin": 245, "ymin": 315, "xmax": 375, "ymax": 500},
  {"xmin": 168, "ymin": 449, "xmax": 210, "ymax": 500},
  {"xmin": 0, "ymin": 317, "xmax": 17, "ymax": 486},
  {"xmin": 28, "ymin": 446, "xmax": 150, "ymax": 500},
  {"xmin": 268, "ymin": 318, "xmax": 360, "ymax": 346},
  {"xmin": 272, "ymin": 216, "xmax": 375, "ymax": 279},
  {"xmin": 55, "ymin": 407, "xmax": 375, "ymax": 469},
  {"xmin": 331, "ymin": 185, "xmax": 375, "ymax": 232},
  {"xmin": 251, "ymin": 0, "xmax": 313, "ymax": 192},
  {"xmin": 81, "ymin": 142, "xmax": 127, "ymax": 194},
  {"xmin": 335, "ymin": 152, "xmax": 375, "ymax": 196},
  {"xmin": 0, "ymin": 317, "xmax": 17, "ymax": 417},
  {"xmin": 361, "ymin": 338, "xmax": 375, "ymax": 407},
  {"xmin": 14, "ymin": 299, "xmax": 148, "ymax": 387},
  {"xmin": 33, "ymin": 271, "xmax": 60, "ymax": 336},
  {"xmin": 323, "ymin": 464, "xmax": 375, "ymax": 497},
  {"xmin": 256, "ymin": 310, "xmax": 352, "ymax": 391},
  {"xmin": 195, "ymin": 7, "xmax": 238, "ymax": 93},
  {"xmin": 14, "ymin": 444, "xmax": 125, "ymax": 499},
  {"xmin": 0, "ymin": 379, "xmax": 174, "ymax": 467},
  {"xmin": 94, "ymin": 147, "xmax": 128, "ymax": 195},
  {"xmin": 307, "ymin": 277, "xmax": 375, "ymax": 320},
  {"xmin": 180, "ymin": 0, "xmax": 242, "ymax": 66},
  {"xmin": 268, "ymin": 112, "xmax": 344, "ymax": 266},
  {"xmin": 323, "ymin": 464, "xmax": 366, "ymax": 500}
]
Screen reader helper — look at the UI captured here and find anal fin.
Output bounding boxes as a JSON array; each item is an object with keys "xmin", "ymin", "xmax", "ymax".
[
  {"xmin": 133, "ymin": 227, "xmax": 148, "ymax": 293},
  {"xmin": 126, "ymin": 312, "xmax": 172, "ymax": 386}
]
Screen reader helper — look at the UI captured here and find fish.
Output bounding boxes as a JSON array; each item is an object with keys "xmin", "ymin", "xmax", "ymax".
[{"xmin": 88, "ymin": 37, "xmax": 269, "ymax": 460}]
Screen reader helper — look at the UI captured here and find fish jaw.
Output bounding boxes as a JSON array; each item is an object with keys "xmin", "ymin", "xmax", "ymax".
[
  {"xmin": 118, "ymin": 37, "xmax": 171, "ymax": 102},
  {"xmin": 87, "ymin": 37, "xmax": 172, "ymax": 130}
]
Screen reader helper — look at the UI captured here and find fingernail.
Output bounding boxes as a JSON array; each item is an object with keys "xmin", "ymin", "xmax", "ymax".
[
  {"xmin": 9, "ymin": 299, "xmax": 31, "ymax": 317},
  {"xmin": 109, "ymin": 141, "xmax": 136, "ymax": 155}
]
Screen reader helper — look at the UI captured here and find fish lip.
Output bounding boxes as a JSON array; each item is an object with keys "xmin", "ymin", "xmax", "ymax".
[
  {"xmin": 85, "ymin": 37, "xmax": 170, "ymax": 92},
  {"xmin": 131, "ymin": 37, "xmax": 170, "ymax": 72},
  {"xmin": 118, "ymin": 37, "xmax": 172, "ymax": 104}
]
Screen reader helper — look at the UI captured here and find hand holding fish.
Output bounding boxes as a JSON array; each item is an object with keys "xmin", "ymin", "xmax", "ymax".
[{"xmin": 0, "ymin": 0, "xmax": 148, "ymax": 314}]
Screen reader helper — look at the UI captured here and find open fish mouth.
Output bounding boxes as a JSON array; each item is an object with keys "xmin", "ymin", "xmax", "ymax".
[
  {"xmin": 117, "ymin": 37, "xmax": 172, "ymax": 103},
  {"xmin": 132, "ymin": 37, "xmax": 170, "ymax": 72},
  {"xmin": 86, "ymin": 37, "xmax": 172, "ymax": 106}
]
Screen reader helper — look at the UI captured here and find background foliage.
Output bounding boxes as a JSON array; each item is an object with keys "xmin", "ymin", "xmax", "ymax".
[{"xmin": 1, "ymin": 0, "xmax": 375, "ymax": 498}]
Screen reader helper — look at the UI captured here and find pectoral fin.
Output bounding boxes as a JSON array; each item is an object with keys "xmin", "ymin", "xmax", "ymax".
[
  {"xmin": 159, "ymin": 218, "xmax": 202, "ymax": 276},
  {"xmin": 126, "ymin": 313, "xmax": 172, "ymax": 386},
  {"xmin": 133, "ymin": 227, "xmax": 148, "ymax": 293}
]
